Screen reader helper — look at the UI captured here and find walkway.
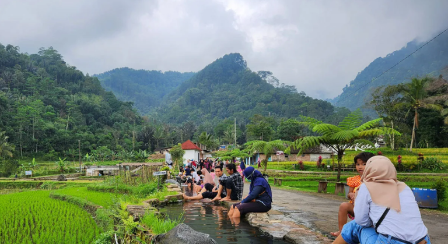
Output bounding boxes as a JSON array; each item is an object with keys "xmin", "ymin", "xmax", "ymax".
[{"xmin": 268, "ymin": 184, "xmax": 448, "ymax": 243}]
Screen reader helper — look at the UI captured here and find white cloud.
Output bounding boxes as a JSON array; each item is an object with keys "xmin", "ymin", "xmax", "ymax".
[{"xmin": 1, "ymin": 0, "xmax": 447, "ymax": 99}]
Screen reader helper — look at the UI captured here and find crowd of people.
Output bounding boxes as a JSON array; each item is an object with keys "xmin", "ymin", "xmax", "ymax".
[{"xmin": 178, "ymin": 158, "xmax": 272, "ymax": 221}]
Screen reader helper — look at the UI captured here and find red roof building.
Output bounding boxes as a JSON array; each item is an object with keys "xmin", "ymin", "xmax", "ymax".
[{"xmin": 181, "ymin": 140, "xmax": 202, "ymax": 151}]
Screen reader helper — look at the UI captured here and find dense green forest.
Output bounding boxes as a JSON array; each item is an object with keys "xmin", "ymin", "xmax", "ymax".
[
  {"xmin": 154, "ymin": 53, "xmax": 350, "ymax": 125},
  {"xmin": 0, "ymin": 45, "xmax": 148, "ymax": 158},
  {"xmin": 95, "ymin": 68, "xmax": 194, "ymax": 114},
  {"xmin": 332, "ymin": 32, "xmax": 448, "ymax": 110}
]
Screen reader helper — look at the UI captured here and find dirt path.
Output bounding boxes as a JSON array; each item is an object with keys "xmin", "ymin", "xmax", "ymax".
[{"xmin": 268, "ymin": 185, "xmax": 448, "ymax": 243}]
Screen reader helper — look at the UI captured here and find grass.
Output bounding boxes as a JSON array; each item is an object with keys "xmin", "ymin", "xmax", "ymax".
[
  {"xmin": 140, "ymin": 211, "xmax": 182, "ymax": 235},
  {"xmin": 53, "ymin": 187, "xmax": 117, "ymax": 207}
]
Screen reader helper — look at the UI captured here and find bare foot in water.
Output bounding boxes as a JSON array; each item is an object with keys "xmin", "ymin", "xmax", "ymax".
[
  {"xmin": 220, "ymin": 197, "xmax": 232, "ymax": 202},
  {"xmin": 330, "ymin": 231, "xmax": 340, "ymax": 237}
]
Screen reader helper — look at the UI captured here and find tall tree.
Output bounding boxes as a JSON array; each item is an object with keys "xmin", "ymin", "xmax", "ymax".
[
  {"xmin": 397, "ymin": 77, "xmax": 442, "ymax": 151},
  {"xmin": 291, "ymin": 109, "xmax": 400, "ymax": 182}
]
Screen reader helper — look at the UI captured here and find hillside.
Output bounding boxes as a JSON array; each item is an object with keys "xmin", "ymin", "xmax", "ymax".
[
  {"xmin": 0, "ymin": 44, "xmax": 144, "ymax": 158},
  {"xmin": 332, "ymin": 31, "xmax": 448, "ymax": 110},
  {"xmin": 154, "ymin": 53, "xmax": 346, "ymax": 124},
  {"xmin": 95, "ymin": 68, "xmax": 194, "ymax": 114}
]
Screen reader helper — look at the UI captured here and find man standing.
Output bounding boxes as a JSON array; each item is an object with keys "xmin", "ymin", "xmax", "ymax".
[
  {"xmin": 214, "ymin": 163, "xmax": 243, "ymax": 201},
  {"xmin": 183, "ymin": 165, "xmax": 227, "ymax": 200}
]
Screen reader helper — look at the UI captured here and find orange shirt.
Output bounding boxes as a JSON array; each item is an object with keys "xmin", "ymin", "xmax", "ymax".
[
  {"xmin": 347, "ymin": 175, "xmax": 362, "ymax": 204},
  {"xmin": 346, "ymin": 175, "xmax": 362, "ymax": 188}
]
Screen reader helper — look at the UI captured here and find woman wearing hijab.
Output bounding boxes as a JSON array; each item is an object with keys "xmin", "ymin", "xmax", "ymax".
[
  {"xmin": 333, "ymin": 156, "xmax": 430, "ymax": 244},
  {"xmin": 228, "ymin": 166, "xmax": 272, "ymax": 218},
  {"xmin": 239, "ymin": 160, "xmax": 246, "ymax": 179}
]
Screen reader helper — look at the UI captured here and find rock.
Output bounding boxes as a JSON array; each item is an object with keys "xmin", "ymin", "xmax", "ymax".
[
  {"xmin": 168, "ymin": 188, "xmax": 182, "ymax": 192},
  {"xmin": 245, "ymin": 212, "xmax": 270, "ymax": 227},
  {"xmin": 284, "ymin": 230, "xmax": 332, "ymax": 244},
  {"xmin": 143, "ymin": 199, "xmax": 160, "ymax": 207},
  {"xmin": 167, "ymin": 184, "xmax": 178, "ymax": 188},
  {"xmin": 56, "ymin": 175, "xmax": 67, "ymax": 181},
  {"xmin": 154, "ymin": 223, "xmax": 217, "ymax": 244},
  {"xmin": 164, "ymin": 193, "xmax": 183, "ymax": 202},
  {"xmin": 165, "ymin": 179, "xmax": 179, "ymax": 185}
]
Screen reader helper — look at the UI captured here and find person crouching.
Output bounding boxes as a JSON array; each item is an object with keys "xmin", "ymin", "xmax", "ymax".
[{"xmin": 228, "ymin": 166, "xmax": 272, "ymax": 219}]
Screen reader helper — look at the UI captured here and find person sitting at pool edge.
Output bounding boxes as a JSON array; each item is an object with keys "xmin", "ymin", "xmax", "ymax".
[
  {"xmin": 213, "ymin": 163, "xmax": 243, "ymax": 202},
  {"xmin": 332, "ymin": 156, "xmax": 430, "ymax": 244},
  {"xmin": 183, "ymin": 165, "xmax": 227, "ymax": 200},
  {"xmin": 331, "ymin": 152, "xmax": 375, "ymax": 237},
  {"xmin": 228, "ymin": 167, "xmax": 272, "ymax": 218}
]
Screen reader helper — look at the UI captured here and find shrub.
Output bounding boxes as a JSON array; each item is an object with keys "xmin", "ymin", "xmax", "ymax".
[
  {"xmin": 421, "ymin": 157, "xmax": 446, "ymax": 172},
  {"xmin": 432, "ymin": 180, "xmax": 447, "ymax": 203}
]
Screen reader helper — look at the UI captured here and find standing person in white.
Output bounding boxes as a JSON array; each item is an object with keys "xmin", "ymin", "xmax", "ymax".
[{"xmin": 332, "ymin": 156, "xmax": 430, "ymax": 244}]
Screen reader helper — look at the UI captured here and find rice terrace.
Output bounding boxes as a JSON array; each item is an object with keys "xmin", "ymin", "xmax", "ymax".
[{"xmin": 2, "ymin": 1, "xmax": 448, "ymax": 244}]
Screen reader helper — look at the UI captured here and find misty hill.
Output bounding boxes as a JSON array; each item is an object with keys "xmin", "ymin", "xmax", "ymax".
[
  {"xmin": 95, "ymin": 68, "xmax": 194, "ymax": 114},
  {"xmin": 332, "ymin": 32, "xmax": 448, "ymax": 110},
  {"xmin": 154, "ymin": 53, "xmax": 347, "ymax": 124}
]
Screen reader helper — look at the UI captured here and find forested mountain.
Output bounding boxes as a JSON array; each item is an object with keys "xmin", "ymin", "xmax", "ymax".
[
  {"xmin": 0, "ymin": 45, "xmax": 147, "ymax": 157},
  {"xmin": 332, "ymin": 31, "xmax": 448, "ymax": 110},
  {"xmin": 95, "ymin": 68, "xmax": 194, "ymax": 114},
  {"xmin": 154, "ymin": 53, "xmax": 349, "ymax": 125}
]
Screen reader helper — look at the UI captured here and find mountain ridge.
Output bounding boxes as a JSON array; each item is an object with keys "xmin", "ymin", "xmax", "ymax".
[{"xmin": 331, "ymin": 31, "xmax": 448, "ymax": 110}]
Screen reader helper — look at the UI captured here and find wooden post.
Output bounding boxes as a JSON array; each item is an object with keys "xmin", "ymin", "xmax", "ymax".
[
  {"xmin": 78, "ymin": 140, "xmax": 81, "ymax": 173},
  {"xmin": 335, "ymin": 182, "xmax": 345, "ymax": 194},
  {"xmin": 278, "ymin": 179, "xmax": 282, "ymax": 186},
  {"xmin": 318, "ymin": 181, "xmax": 328, "ymax": 193}
]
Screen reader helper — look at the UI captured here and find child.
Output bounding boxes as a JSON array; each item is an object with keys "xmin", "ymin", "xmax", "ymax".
[{"xmin": 330, "ymin": 152, "xmax": 375, "ymax": 237}]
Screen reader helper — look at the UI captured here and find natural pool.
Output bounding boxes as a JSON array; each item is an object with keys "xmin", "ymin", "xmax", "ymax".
[{"xmin": 163, "ymin": 200, "xmax": 289, "ymax": 244}]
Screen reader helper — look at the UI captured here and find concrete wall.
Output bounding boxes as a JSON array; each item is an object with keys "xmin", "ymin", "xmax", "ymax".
[
  {"xmin": 183, "ymin": 150, "xmax": 200, "ymax": 165},
  {"xmin": 309, "ymin": 154, "xmax": 332, "ymax": 161}
]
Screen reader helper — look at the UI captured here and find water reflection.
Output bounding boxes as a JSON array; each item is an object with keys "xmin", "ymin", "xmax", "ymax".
[{"xmin": 164, "ymin": 200, "xmax": 287, "ymax": 244}]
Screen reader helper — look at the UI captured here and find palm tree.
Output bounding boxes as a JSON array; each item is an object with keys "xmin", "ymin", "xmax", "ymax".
[
  {"xmin": 291, "ymin": 109, "xmax": 399, "ymax": 182},
  {"xmin": 245, "ymin": 140, "xmax": 291, "ymax": 172},
  {"xmin": 398, "ymin": 77, "xmax": 442, "ymax": 151},
  {"xmin": 0, "ymin": 131, "xmax": 15, "ymax": 158}
]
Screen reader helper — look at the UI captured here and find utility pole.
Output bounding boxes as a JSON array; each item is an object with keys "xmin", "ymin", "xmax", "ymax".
[
  {"xmin": 78, "ymin": 140, "xmax": 81, "ymax": 173},
  {"xmin": 234, "ymin": 118, "xmax": 237, "ymax": 148}
]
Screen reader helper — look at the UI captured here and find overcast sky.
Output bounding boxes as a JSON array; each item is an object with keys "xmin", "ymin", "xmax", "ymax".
[{"xmin": 1, "ymin": 0, "xmax": 448, "ymax": 99}]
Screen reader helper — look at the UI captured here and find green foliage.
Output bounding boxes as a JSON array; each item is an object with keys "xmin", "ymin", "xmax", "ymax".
[
  {"xmin": 432, "ymin": 180, "xmax": 447, "ymax": 202},
  {"xmin": 276, "ymin": 118, "xmax": 302, "ymax": 141},
  {"xmin": 0, "ymin": 131, "xmax": 15, "ymax": 158},
  {"xmin": 292, "ymin": 109, "xmax": 399, "ymax": 181},
  {"xmin": 153, "ymin": 53, "xmax": 345, "ymax": 127},
  {"xmin": 421, "ymin": 157, "xmax": 446, "ymax": 172},
  {"xmin": 214, "ymin": 149, "xmax": 249, "ymax": 161},
  {"xmin": 245, "ymin": 140, "xmax": 290, "ymax": 172},
  {"xmin": 141, "ymin": 211, "xmax": 182, "ymax": 235},
  {"xmin": 95, "ymin": 67, "xmax": 194, "ymax": 115},
  {"xmin": 170, "ymin": 143, "xmax": 185, "ymax": 169}
]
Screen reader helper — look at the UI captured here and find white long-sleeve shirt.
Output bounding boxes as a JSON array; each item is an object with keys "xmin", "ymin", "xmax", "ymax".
[{"xmin": 354, "ymin": 183, "xmax": 428, "ymax": 243}]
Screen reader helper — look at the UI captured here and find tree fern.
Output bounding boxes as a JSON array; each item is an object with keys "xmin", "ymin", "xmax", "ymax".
[{"xmin": 338, "ymin": 109, "xmax": 363, "ymax": 130}]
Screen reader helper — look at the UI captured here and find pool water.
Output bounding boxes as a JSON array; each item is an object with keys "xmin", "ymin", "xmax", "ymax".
[{"xmin": 163, "ymin": 200, "xmax": 288, "ymax": 244}]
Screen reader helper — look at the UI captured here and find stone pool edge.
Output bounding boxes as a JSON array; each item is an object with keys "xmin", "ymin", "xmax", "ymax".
[{"xmin": 220, "ymin": 200, "xmax": 333, "ymax": 244}]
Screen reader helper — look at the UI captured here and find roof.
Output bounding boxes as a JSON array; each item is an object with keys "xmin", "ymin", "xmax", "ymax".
[{"xmin": 181, "ymin": 140, "xmax": 202, "ymax": 151}]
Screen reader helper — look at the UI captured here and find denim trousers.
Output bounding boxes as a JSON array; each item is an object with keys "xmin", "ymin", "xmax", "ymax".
[{"xmin": 341, "ymin": 221, "xmax": 431, "ymax": 244}]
